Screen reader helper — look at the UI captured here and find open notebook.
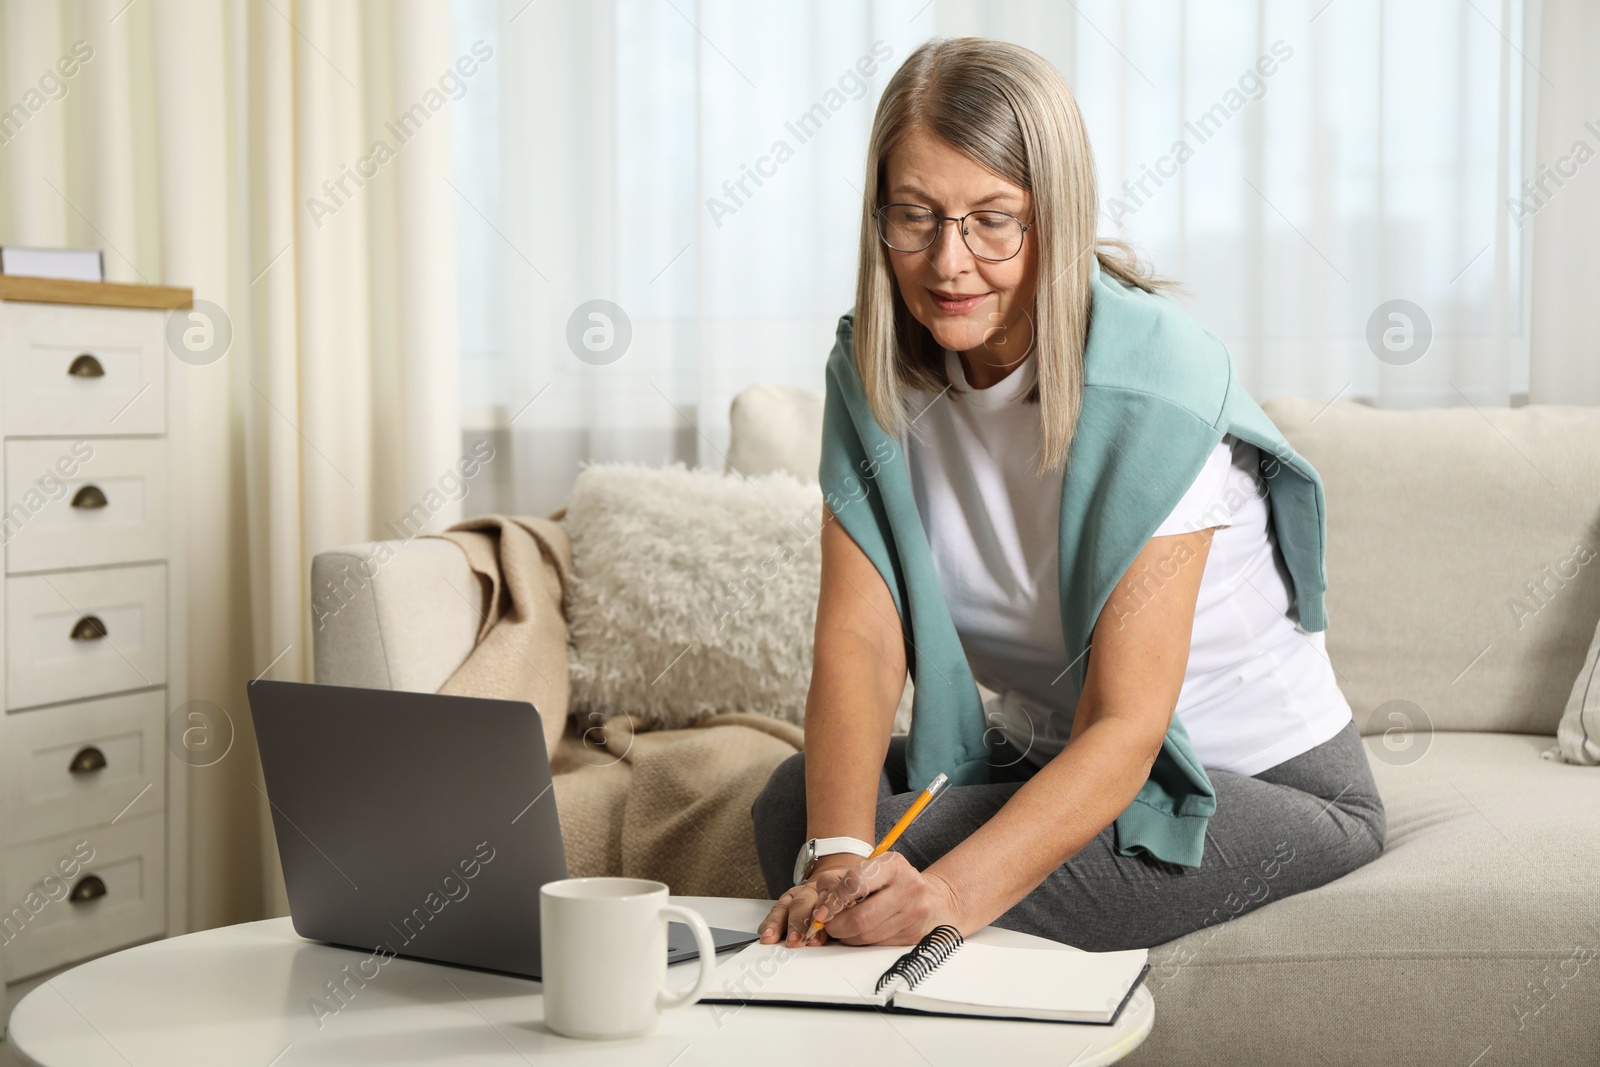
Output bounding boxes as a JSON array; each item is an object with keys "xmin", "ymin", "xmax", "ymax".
[{"xmin": 703, "ymin": 926, "xmax": 1149, "ymax": 1025}]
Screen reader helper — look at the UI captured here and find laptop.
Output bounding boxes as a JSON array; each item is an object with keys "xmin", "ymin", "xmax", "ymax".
[{"xmin": 248, "ymin": 680, "xmax": 758, "ymax": 979}]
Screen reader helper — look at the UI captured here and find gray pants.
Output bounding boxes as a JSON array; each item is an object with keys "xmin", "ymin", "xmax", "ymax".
[{"xmin": 751, "ymin": 719, "xmax": 1386, "ymax": 951}]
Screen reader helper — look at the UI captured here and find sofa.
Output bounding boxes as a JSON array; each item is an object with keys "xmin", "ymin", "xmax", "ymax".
[{"xmin": 310, "ymin": 387, "xmax": 1600, "ymax": 1066}]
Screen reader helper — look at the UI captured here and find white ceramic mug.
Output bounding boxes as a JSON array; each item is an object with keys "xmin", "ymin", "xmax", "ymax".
[{"xmin": 539, "ymin": 877, "xmax": 718, "ymax": 1040}]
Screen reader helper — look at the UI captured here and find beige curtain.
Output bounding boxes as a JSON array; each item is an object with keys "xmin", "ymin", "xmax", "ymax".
[{"xmin": 0, "ymin": 0, "xmax": 461, "ymax": 929}]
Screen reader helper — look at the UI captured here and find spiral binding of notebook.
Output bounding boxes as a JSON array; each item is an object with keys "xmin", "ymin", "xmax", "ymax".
[{"xmin": 874, "ymin": 924, "xmax": 965, "ymax": 994}]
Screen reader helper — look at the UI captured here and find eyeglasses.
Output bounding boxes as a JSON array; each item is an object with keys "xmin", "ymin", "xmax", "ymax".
[{"xmin": 874, "ymin": 203, "xmax": 1031, "ymax": 262}]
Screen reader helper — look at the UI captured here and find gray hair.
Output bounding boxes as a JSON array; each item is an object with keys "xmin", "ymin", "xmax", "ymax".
[{"xmin": 853, "ymin": 36, "xmax": 1179, "ymax": 473}]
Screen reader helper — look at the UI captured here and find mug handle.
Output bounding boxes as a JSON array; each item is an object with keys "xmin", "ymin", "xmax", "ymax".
[{"xmin": 656, "ymin": 904, "xmax": 719, "ymax": 1011}]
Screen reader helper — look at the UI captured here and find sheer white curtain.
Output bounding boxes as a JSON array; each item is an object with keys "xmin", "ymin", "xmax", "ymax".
[
  {"xmin": 454, "ymin": 0, "xmax": 924, "ymax": 513},
  {"xmin": 455, "ymin": 0, "xmax": 1573, "ymax": 516},
  {"xmin": 1072, "ymin": 0, "xmax": 1533, "ymax": 409}
]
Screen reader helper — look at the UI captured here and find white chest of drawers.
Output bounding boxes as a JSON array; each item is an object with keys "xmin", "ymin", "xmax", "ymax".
[{"xmin": 0, "ymin": 278, "xmax": 191, "ymax": 1013}]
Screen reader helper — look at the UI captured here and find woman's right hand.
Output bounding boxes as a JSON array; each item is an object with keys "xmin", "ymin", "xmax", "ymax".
[{"xmin": 758, "ymin": 853, "xmax": 863, "ymax": 947}]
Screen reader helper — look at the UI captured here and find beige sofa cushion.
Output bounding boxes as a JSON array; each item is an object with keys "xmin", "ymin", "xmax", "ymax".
[
  {"xmin": 1263, "ymin": 397, "xmax": 1600, "ymax": 736},
  {"xmin": 725, "ymin": 383, "xmax": 824, "ymax": 481},
  {"xmin": 1131, "ymin": 732, "xmax": 1600, "ymax": 1065}
]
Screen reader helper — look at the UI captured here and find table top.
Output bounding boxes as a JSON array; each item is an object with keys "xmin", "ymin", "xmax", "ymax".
[{"xmin": 8, "ymin": 897, "xmax": 1153, "ymax": 1067}]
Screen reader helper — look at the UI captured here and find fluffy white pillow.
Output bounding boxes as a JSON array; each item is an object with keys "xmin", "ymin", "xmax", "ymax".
[
  {"xmin": 1547, "ymin": 619, "xmax": 1600, "ymax": 765},
  {"xmin": 565, "ymin": 463, "xmax": 827, "ymax": 729}
]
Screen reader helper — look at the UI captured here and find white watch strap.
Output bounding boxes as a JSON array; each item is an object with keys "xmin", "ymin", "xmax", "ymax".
[
  {"xmin": 794, "ymin": 835, "xmax": 874, "ymax": 884},
  {"xmin": 813, "ymin": 836, "xmax": 874, "ymax": 860}
]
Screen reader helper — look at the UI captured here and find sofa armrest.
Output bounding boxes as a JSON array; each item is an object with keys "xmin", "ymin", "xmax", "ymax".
[{"xmin": 311, "ymin": 539, "xmax": 483, "ymax": 693}]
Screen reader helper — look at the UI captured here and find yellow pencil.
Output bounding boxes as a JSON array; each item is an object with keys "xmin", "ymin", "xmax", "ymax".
[{"xmin": 802, "ymin": 772, "xmax": 950, "ymax": 944}]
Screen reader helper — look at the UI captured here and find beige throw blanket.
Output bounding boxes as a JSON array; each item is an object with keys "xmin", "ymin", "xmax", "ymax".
[{"xmin": 430, "ymin": 515, "xmax": 799, "ymax": 898}]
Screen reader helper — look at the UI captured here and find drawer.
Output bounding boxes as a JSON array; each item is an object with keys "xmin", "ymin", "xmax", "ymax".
[
  {"xmin": 0, "ymin": 816, "xmax": 164, "ymax": 980},
  {"xmin": 6, "ymin": 565, "xmax": 167, "ymax": 710},
  {"xmin": 2, "ymin": 691, "xmax": 166, "ymax": 846},
  {"xmin": 4, "ymin": 439, "xmax": 169, "ymax": 573},
  {"xmin": 0, "ymin": 304, "xmax": 165, "ymax": 436}
]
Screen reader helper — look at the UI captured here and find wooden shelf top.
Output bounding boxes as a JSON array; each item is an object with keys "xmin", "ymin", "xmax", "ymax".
[{"xmin": 0, "ymin": 276, "xmax": 193, "ymax": 310}]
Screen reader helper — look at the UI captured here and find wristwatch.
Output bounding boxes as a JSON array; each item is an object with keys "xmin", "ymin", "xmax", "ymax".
[{"xmin": 792, "ymin": 836, "xmax": 874, "ymax": 885}]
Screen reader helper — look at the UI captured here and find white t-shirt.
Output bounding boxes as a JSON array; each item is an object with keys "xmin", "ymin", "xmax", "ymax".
[{"xmin": 898, "ymin": 347, "xmax": 1352, "ymax": 777}]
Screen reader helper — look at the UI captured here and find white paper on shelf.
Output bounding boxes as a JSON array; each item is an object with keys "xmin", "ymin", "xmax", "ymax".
[{"xmin": 0, "ymin": 246, "xmax": 105, "ymax": 282}]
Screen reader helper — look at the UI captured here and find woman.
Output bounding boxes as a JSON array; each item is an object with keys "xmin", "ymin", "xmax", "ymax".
[{"xmin": 750, "ymin": 37, "xmax": 1386, "ymax": 953}]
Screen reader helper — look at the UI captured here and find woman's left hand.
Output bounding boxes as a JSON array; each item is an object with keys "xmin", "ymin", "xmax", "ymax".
[{"xmin": 810, "ymin": 852, "xmax": 965, "ymax": 945}]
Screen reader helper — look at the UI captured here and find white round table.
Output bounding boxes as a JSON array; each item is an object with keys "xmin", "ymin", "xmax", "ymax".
[{"xmin": 8, "ymin": 897, "xmax": 1153, "ymax": 1066}]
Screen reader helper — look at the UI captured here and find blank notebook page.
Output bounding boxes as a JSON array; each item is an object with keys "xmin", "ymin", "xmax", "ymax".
[
  {"xmin": 895, "ymin": 942, "xmax": 1149, "ymax": 1021},
  {"xmin": 709, "ymin": 943, "xmax": 910, "ymax": 1005}
]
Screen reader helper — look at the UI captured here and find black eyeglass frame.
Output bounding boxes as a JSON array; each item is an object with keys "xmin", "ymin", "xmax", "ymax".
[{"xmin": 873, "ymin": 203, "xmax": 1033, "ymax": 263}]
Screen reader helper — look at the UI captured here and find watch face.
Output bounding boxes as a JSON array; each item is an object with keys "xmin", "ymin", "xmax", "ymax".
[{"xmin": 793, "ymin": 840, "xmax": 816, "ymax": 885}]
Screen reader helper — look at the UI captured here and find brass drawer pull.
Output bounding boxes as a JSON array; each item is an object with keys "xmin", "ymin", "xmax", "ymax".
[
  {"xmin": 70, "ymin": 615, "xmax": 108, "ymax": 641},
  {"xmin": 69, "ymin": 745, "xmax": 108, "ymax": 774},
  {"xmin": 68, "ymin": 353, "xmax": 105, "ymax": 378},
  {"xmin": 71, "ymin": 485, "xmax": 108, "ymax": 509},
  {"xmin": 68, "ymin": 875, "xmax": 107, "ymax": 904}
]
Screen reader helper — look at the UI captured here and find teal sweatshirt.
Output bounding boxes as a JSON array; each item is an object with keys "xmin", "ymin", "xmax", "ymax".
[{"xmin": 818, "ymin": 255, "xmax": 1332, "ymax": 868}]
